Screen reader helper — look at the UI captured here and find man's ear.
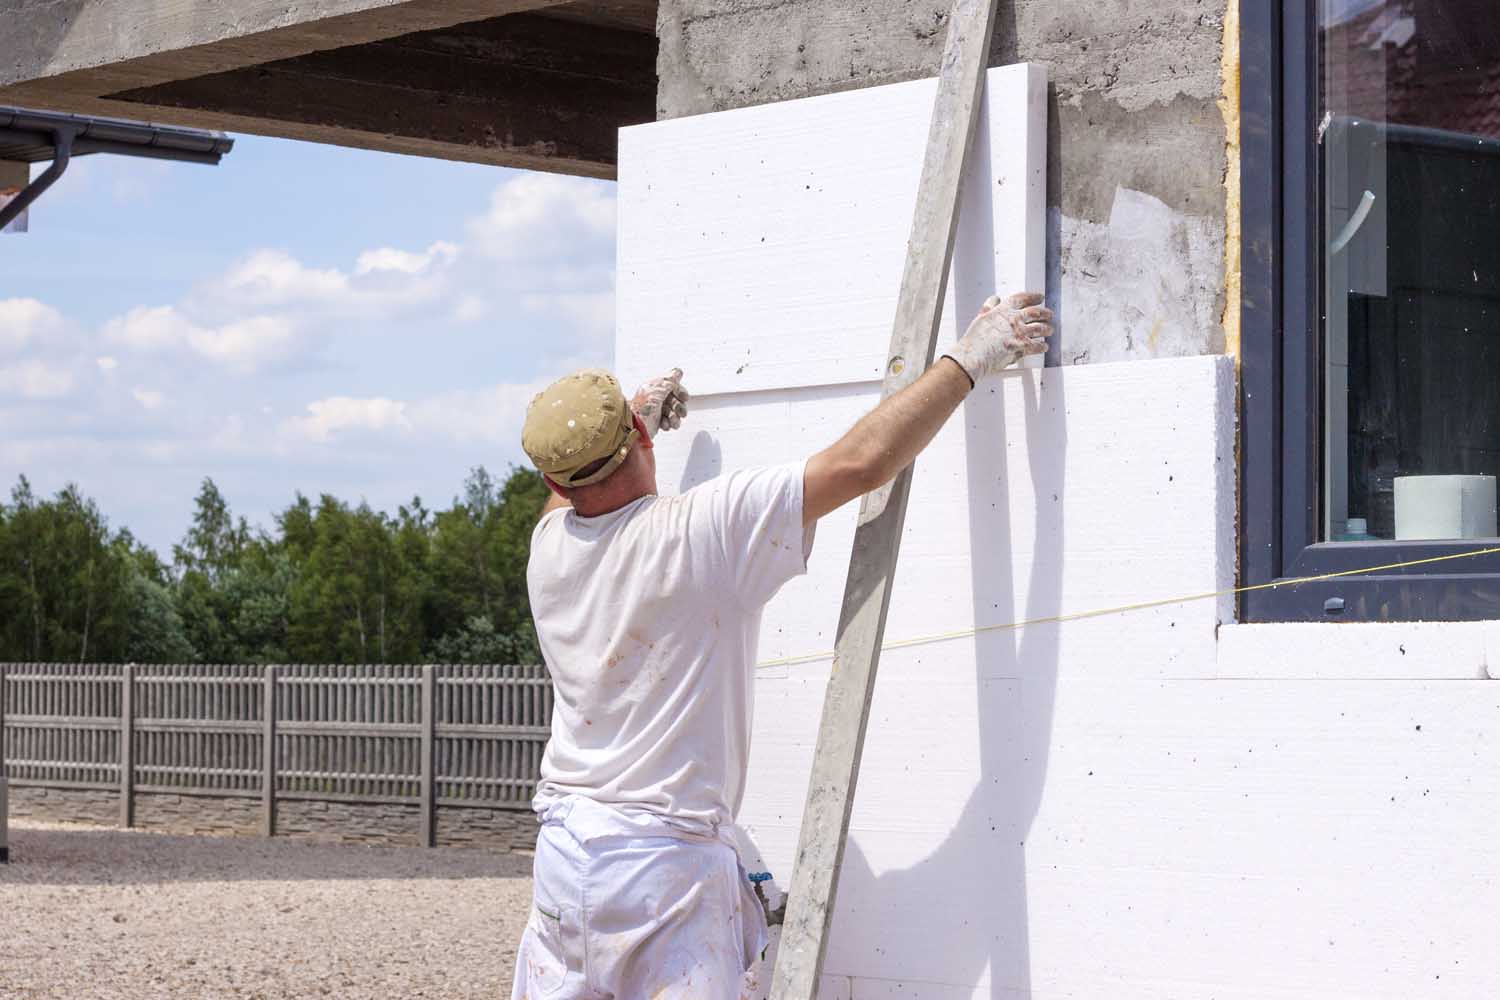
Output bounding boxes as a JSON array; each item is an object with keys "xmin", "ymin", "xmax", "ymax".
[
  {"xmin": 632, "ymin": 412, "xmax": 655, "ymax": 450},
  {"xmin": 542, "ymin": 475, "xmax": 571, "ymax": 498}
]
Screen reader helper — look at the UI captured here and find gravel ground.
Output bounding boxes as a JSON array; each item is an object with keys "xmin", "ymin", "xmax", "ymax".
[{"xmin": 1, "ymin": 820, "xmax": 534, "ymax": 999}]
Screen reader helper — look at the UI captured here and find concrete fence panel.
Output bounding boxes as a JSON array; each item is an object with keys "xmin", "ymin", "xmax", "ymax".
[{"xmin": 1, "ymin": 662, "xmax": 552, "ymax": 852}]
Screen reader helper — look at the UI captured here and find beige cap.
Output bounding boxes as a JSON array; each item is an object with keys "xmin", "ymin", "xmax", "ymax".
[{"xmin": 522, "ymin": 369, "xmax": 640, "ymax": 487}]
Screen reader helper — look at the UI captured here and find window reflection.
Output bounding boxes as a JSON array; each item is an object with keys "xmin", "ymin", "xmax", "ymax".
[{"xmin": 1321, "ymin": 0, "xmax": 1500, "ymax": 541}]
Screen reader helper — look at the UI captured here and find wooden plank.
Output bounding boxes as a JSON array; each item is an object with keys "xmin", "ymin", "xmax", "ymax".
[{"xmin": 768, "ymin": 1, "xmax": 1003, "ymax": 995}]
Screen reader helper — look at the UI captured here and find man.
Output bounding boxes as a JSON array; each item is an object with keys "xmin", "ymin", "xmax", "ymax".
[{"xmin": 513, "ymin": 292, "xmax": 1052, "ymax": 999}]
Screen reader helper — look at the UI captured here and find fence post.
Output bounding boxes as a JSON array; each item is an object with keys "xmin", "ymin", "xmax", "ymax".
[
  {"xmin": 420, "ymin": 664, "xmax": 435, "ymax": 848},
  {"xmin": 1, "ymin": 663, "xmax": 9, "ymax": 863},
  {"xmin": 119, "ymin": 663, "xmax": 134, "ymax": 828},
  {"xmin": 261, "ymin": 664, "xmax": 277, "ymax": 838}
]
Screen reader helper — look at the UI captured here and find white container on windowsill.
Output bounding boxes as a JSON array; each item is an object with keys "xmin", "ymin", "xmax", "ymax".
[{"xmin": 1393, "ymin": 475, "xmax": 1498, "ymax": 540}]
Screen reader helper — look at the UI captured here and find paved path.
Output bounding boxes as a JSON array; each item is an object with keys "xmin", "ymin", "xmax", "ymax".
[{"xmin": 1, "ymin": 821, "xmax": 533, "ymax": 998}]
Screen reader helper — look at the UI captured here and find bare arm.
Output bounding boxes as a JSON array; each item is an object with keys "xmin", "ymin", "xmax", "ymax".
[
  {"xmin": 803, "ymin": 358, "xmax": 972, "ymax": 526},
  {"xmin": 802, "ymin": 292, "xmax": 1053, "ymax": 528}
]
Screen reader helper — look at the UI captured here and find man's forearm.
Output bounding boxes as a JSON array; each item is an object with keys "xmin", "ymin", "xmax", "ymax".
[
  {"xmin": 802, "ymin": 357, "xmax": 972, "ymax": 524},
  {"xmin": 840, "ymin": 357, "xmax": 972, "ymax": 488}
]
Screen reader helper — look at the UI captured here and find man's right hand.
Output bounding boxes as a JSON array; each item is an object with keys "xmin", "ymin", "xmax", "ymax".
[
  {"xmin": 630, "ymin": 368, "xmax": 691, "ymax": 438},
  {"xmin": 803, "ymin": 290, "xmax": 1053, "ymax": 528},
  {"xmin": 942, "ymin": 292, "xmax": 1054, "ymax": 385}
]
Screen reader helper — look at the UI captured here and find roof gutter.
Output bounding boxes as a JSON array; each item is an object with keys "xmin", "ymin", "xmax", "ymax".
[
  {"xmin": 0, "ymin": 123, "xmax": 75, "ymax": 230},
  {"xmin": 0, "ymin": 107, "xmax": 233, "ymax": 229}
]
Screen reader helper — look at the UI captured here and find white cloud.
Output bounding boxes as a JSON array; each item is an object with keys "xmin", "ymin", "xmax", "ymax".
[
  {"xmin": 196, "ymin": 243, "xmax": 455, "ymax": 320},
  {"xmin": 0, "ymin": 298, "xmax": 66, "ymax": 352},
  {"xmin": 132, "ymin": 387, "xmax": 165, "ymax": 410},
  {"xmin": 104, "ymin": 305, "xmax": 300, "ymax": 373},
  {"xmin": 282, "ymin": 395, "xmax": 411, "ymax": 443},
  {"xmin": 94, "ymin": 172, "xmax": 616, "ymax": 386},
  {"xmin": 0, "ymin": 359, "xmax": 75, "ymax": 398},
  {"xmin": 277, "ymin": 375, "xmax": 554, "ymax": 450},
  {"xmin": 104, "ymin": 304, "xmax": 196, "ymax": 350},
  {"xmin": 189, "ymin": 316, "xmax": 298, "ymax": 371},
  {"xmin": 218, "ymin": 249, "xmax": 349, "ymax": 307},
  {"xmin": 468, "ymin": 174, "xmax": 616, "ymax": 262},
  {"xmin": 2, "ymin": 160, "xmax": 631, "ymax": 557},
  {"xmin": 356, "ymin": 240, "xmax": 459, "ymax": 276}
]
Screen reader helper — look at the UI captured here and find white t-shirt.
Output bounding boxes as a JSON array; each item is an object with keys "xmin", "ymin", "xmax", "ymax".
[{"xmin": 528, "ymin": 461, "xmax": 814, "ymax": 836}]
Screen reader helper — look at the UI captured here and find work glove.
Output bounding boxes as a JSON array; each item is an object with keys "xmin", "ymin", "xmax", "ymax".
[
  {"xmin": 942, "ymin": 292, "xmax": 1054, "ymax": 385},
  {"xmin": 631, "ymin": 368, "xmax": 691, "ymax": 438}
]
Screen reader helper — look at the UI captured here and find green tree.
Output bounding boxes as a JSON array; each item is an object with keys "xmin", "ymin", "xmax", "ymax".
[
  {"xmin": 0, "ymin": 477, "xmax": 134, "ymax": 661},
  {"xmin": 0, "ymin": 466, "xmax": 549, "ymax": 665},
  {"xmin": 220, "ymin": 542, "xmax": 293, "ymax": 663},
  {"xmin": 427, "ymin": 466, "xmax": 546, "ymax": 662},
  {"xmin": 173, "ymin": 478, "xmax": 250, "ymax": 581},
  {"xmin": 287, "ymin": 497, "xmax": 425, "ymax": 663},
  {"xmin": 432, "ymin": 614, "xmax": 536, "ymax": 664},
  {"xmin": 122, "ymin": 571, "xmax": 196, "ymax": 663}
]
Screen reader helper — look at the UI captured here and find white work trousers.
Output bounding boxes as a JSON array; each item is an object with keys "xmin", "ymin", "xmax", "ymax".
[{"xmin": 511, "ymin": 796, "xmax": 766, "ymax": 1000}]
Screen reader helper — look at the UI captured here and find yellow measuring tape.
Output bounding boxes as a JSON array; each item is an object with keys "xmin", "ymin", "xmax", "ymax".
[{"xmin": 758, "ymin": 544, "xmax": 1500, "ymax": 670}]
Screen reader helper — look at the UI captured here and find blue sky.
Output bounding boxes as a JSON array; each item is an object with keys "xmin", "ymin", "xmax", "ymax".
[{"xmin": 2, "ymin": 135, "xmax": 616, "ymax": 555}]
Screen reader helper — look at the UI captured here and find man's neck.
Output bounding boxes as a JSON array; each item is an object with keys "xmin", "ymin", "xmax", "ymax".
[{"xmin": 572, "ymin": 487, "xmax": 653, "ymax": 518}]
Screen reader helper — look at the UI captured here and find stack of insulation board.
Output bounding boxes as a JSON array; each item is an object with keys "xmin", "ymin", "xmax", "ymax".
[{"xmin": 615, "ymin": 63, "xmax": 1497, "ymax": 1000}]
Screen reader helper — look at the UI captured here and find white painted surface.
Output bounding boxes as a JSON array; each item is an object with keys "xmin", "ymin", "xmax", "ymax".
[
  {"xmin": 615, "ymin": 69, "xmax": 1500, "ymax": 999},
  {"xmin": 1487, "ymin": 622, "xmax": 1500, "ymax": 680},
  {"xmin": 1218, "ymin": 621, "xmax": 1492, "ymax": 680},
  {"xmin": 616, "ymin": 63, "xmax": 1046, "ymax": 396}
]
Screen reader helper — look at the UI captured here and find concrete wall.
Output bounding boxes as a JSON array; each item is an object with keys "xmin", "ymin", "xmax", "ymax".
[{"xmin": 655, "ymin": 0, "xmax": 1230, "ymax": 366}]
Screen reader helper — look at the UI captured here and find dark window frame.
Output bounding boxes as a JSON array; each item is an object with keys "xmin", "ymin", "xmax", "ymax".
[{"xmin": 1239, "ymin": 0, "xmax": 1500, "ymax": 622}]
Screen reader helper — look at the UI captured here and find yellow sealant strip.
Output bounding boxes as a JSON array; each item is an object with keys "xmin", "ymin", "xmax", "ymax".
[
  {"xmin": 757, "ymin": 545, "xmax": 1500, "ymax": 670},
  {"xmin": 1220, "ymin": 0, "xmax": 1243, "ymax": 364}
]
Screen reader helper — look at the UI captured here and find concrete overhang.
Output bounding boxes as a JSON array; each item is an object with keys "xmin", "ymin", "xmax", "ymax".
[{"xmin": 0, "ymin": 0, "xmax": 657, "ymax": 178}]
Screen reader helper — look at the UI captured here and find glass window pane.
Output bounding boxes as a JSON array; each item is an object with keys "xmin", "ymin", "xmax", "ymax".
[{"xmin": 1320, "ymin": 0, "xmax": 1500, "ymax": 542}]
